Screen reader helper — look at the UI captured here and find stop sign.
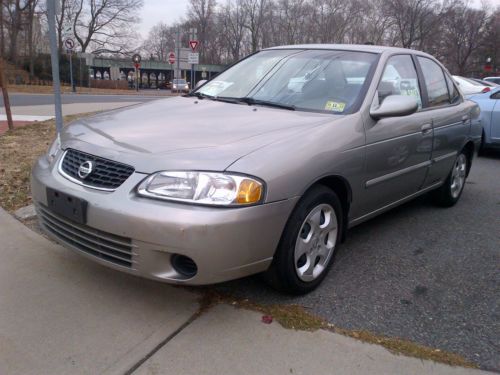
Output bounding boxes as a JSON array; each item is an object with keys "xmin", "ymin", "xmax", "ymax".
[{"xmin": 168, "ymin": 52, "xmax": 175, "ymax": 65}]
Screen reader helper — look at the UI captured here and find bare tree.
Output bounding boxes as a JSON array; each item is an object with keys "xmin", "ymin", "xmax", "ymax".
[
  {"xmin": 219, "ymin": 0, "xmax": 246, "ymax": 61},
  {"xmin": 6, "ymin": 0, "xmax": 30, "ymax": 62},
  {"xmin": 383, "ymin": 0, "xmax": 439, "ymax": 48},
  {"xmin": 72, "ymin": 0, "xmax": 143, "ymax": 54},
  {"xmin": 441, "ymin": 0, "xmax": 489, "ymax": 75},
  {"xmin": 242, "ymin": 0, "xmax": 267, "ymax": 52},
  {"xmin": 143, "ymin": 22, "xmax": 176, "ymax": 62},
  {"xmin": 188, "ymin": 0, "xmax": 216, "ymax": 60}
]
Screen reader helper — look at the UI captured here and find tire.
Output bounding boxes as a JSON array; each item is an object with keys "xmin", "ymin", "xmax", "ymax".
[
  {"xmin": 432, "ymin": 150, "xmax": 469, "ymax": 207},
  {"xmin": 264, "ymin": 185, "xmax": 343, "ymax": 295},
  {"xmin": 478, "ymin": 130, "xmax": 486, "ymax": 156}
]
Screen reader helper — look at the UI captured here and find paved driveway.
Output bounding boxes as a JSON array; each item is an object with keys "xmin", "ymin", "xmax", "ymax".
[{"xmin": 216, "ymin": 152, "xmax": 500, "ymax": 372}]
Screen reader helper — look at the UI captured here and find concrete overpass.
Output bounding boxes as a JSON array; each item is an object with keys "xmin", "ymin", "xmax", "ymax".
[{"xmin": 83, "ymin": 51, "xmax": 226, "ymax": 88}]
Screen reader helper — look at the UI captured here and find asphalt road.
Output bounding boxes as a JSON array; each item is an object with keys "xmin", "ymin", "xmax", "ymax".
[
  {"xmin": 0, "ymin": 93, "xmax": 159, "ymax": 107},
  {"xmin": 216, "ymin": 151, "xmax": 500, "ymax": 372}
]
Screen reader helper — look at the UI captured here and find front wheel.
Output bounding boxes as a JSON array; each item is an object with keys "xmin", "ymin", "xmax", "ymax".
[
  {"xmin": 432, "ymin": 151, "xmax": 468, "ymax": 207},
  {"xmin": 264, "ymin": 185, "xmax": 342, "ymax": 294}
]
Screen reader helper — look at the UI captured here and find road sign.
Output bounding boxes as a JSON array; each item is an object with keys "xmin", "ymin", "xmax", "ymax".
[
  {"xmin": 188, "ymin": 53, "xmax": 199, "ymax": 64},
  {"xmin": 64, "ymin": 38, "xmax": 75, "ymax": 51},
  {"xmin": 168, "ymin": 51, "xmax": 175, "ymax": 65},
  {"xmin": 132, "ymin": 53, "xmax": 142, "ymax": 64},
  {"xmin": 189, "ymin": 40, "xmax": 199, "ymax": 52}
]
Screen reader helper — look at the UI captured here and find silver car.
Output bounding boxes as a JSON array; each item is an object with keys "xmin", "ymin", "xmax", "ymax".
[{"xmin": 31, "ymin": 45, "xmax": 482, "ymax": 294}]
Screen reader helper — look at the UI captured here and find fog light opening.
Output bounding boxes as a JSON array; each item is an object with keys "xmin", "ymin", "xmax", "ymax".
[{"xmin": 171, "ymin": 254, "xmax": 198, "ymax": 278}]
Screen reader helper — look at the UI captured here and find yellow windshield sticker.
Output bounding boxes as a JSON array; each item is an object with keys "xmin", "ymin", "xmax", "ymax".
[{"xmin": 325, "ymin": 101, "xmax": 346, "ymax": 112}]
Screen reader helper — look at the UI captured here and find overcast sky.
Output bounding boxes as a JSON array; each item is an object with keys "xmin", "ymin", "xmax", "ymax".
[
  {"xmin": 137, "ymin": 0, "xmax": 500, "ymax": 39},
  {"xmin": 138, "ymin": 0, "xmax": 188, "ymax": 38}
]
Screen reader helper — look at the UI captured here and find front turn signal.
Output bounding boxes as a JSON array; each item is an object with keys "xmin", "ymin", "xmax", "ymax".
[{"xmin": 236, "ymin": 179, "xmax": 263, "ymax": 204}]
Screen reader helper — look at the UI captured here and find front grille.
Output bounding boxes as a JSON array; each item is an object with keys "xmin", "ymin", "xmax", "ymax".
[
  {"xmin": 37, "ymin": 205, "xmax": 136, "ymax": 268},
  {"xmin": 60, "ymin": 149, "xmax": 134, "ymax": 190}
]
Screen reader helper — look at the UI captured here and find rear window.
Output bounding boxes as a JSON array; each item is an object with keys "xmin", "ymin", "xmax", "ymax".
[{"xmin": 417, "ymin": 57, "xmax": 449, "ymax": 107}]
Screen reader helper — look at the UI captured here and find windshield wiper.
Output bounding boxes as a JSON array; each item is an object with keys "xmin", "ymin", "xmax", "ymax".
[
  {"xmin": 189, "ymin": 92, "xmax": 241, "ymax": 104},
  {"xmin": 237, "ymin": 97, "xmax": 296, "ymax": 111},
  {"xmin": 189, "ymin": 92, "xmax": 213, "ymax": 99}
]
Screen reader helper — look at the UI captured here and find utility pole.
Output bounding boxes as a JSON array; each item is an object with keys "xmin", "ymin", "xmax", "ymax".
[
  {"xmin": 47, "ymin": 0, "xmax": 64, "ymax": 134},
  {"xmin": 0, "ymin": 58, "xmax": 14, "ymax": 131},
  {"xmin": 176, "ymin": 27, "xmax": 180, "ymax": 80}
]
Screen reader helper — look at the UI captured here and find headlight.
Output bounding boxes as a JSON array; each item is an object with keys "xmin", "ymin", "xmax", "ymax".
[
  {"xmin": 173, "ymin": 85, "xmax": 177, "ymax": 89},
  {"xmin": 46, "ymin": 134, "xmax": 61, "ymax": 165},
  {"xmin": 137, "ymin": 171, "xmax": 264, "ymax": 206}
]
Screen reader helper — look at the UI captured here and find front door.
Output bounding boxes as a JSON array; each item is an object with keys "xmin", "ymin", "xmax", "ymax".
[{"xmin": 362, "ymin": 54, "xmax": 433, "ymax": 215}]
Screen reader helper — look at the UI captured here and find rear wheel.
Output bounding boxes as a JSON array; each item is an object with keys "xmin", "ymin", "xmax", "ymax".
[
  {"xmin": 432, "ymin": 151, "xmax": 468, "ymax": 207},
  {"xmin": 265, "ymin": 185, "xmax": 342, "ymax": 294},
  {"xmin": 478, "ymin": 130, "xmax": 486, "ymax": 156}
]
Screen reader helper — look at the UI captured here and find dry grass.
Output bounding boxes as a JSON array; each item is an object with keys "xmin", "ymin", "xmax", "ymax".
[
  {"xmin": 0, "ymin": 114, "xmax": 83, "ymax": 212},
  {"xmin": 7, "ymin": 84, "xmax": 176, "ymax": 96},
  {"xmin": 199, "ymin": 289, "xmax": 478, "ymax": 369}
]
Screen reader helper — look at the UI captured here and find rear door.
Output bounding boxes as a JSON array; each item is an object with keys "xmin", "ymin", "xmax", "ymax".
[
  {"xmin": 362, "ymin": 54, "xmax": 433, "ymax": 214},
  {"xmin": 415, "ymin": 57, "xmax": 470, "ymax": 187}
]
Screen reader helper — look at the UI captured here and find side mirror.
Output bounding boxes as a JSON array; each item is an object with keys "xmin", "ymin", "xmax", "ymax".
[
  {"xmin": 370, "ymin": 95, "xmax": 418, "ymax": 120},
  {"xmin": 195, "ymin": 80, "xmax": 207, "ymax": 89}
]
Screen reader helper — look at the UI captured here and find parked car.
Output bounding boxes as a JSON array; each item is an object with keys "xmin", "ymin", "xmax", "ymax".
[
  {"xmin": 484, "ymin": 76, "xmax": 500, "ymax": 85},
  {"xmin": 158, "ymin": 81, "xmax": 172, "ymax": 90},
  {"xmin": 32, "ymin": 45, "xmax": 481, "ymax": 294},
  {"xmin": 470, "ymin": 78, "xmax": 498, "ymax": 87},
  {"xmin": 171, "ymin": 79, "xmax": 189, "ymax": 93},
  {"xmin": 453, "ymin": 75, "xmax": 491, "ymax": 95},
  {"xmin": 469, "ymin": 87, "xmax": 500, "ymax": 152}
]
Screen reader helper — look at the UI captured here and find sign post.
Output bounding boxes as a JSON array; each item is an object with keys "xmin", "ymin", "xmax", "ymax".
[
  {"xmin": 47, "ymin": 0, "xmax": 63, "ymax": 134},
  {"xmin": 189, "ymin": 29, "xmax": 198, "ymax": 89},
  {"xmin": 168, "ymin": 51, "xmax": 175, "ymax": 85},
  {"xmin": 132, "ymin": 54, "xmax": 141, "ymax": 92},
  {"xmin": 65, "ymin": 38, "xmax": 75, "ymax": 93}
]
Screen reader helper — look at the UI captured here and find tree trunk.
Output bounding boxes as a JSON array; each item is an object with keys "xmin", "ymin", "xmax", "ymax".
[
  {"xmin": 27, "ymin": 0, "xmax": 35, "ymax": 82},
  {"xmin": 0, "ymin": 58, "xmax": 14, "ymax": 131}
]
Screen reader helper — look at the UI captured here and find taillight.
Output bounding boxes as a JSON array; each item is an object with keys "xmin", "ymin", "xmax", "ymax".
[{"xmin": 482, "ymin": 87, "xmax": 491, "ymax": 93}]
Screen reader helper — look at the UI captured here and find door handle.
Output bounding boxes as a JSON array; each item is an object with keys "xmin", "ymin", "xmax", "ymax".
[{"xmin": 421, "ymin": 124, "xmax": 432, "ymax": 135}]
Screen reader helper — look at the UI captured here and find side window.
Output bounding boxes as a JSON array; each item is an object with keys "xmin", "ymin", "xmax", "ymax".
[
  {"xmin": 417, "ymin": 57, "xmax": 450, "ymax": 107},
  {"xmin": 491, "ymin": 91, "xmax": 500, "ymax": 100},
  {"xmin": 377, "ymin": 55, "xmax": 422, "ymax": 109},
  {"xmin": 445, "ymin": 73, "xmax": 460, "ymax": 104}
]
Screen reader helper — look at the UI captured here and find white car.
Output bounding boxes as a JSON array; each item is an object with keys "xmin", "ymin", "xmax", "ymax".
[
  {"xmin": 453, "ymin": 75, "xmax": 491, "ymax": 96},
  {"xmin": 483, "ymin": 76, "xmax": 500, "ymax": 85}
]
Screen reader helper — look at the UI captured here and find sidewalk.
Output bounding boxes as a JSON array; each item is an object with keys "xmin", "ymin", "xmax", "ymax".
[
  {"xmin": 0, "ymin": 102, "xmax": 141, "ymax": 135},
  {"xmin": 0, "ymin": 208, "xmax": 492, "ymax": 375}
]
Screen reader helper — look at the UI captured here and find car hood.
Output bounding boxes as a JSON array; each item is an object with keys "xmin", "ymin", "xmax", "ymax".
[{"xmin": 61, "ymin": 97, "xmax": 340, "ymax": 173}]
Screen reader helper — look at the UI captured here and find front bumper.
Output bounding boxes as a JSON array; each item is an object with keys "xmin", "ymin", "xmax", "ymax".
[{"xmin": 31, "ymin": 154, "xmax": 298, "ymax": 285}]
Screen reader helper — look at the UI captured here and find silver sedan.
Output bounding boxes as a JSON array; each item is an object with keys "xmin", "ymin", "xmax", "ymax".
[{"xmin": 32, "ymin": 44, "xmax": 482, "ymax": 294}]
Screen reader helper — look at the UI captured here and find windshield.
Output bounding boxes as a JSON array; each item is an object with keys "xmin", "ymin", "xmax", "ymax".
[
  {"xmin": 174, "ymin": 79, "xmax": 186, "ymax": 84},
  {"xmin": 196, "ymin": 49, "xmax": 378, "ymax": 114}
]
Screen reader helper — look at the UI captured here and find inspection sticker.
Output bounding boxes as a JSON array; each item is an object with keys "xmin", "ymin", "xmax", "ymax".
[{"xmin": 324, "ymin": 101, "xmax": 345, "ymax": 112}]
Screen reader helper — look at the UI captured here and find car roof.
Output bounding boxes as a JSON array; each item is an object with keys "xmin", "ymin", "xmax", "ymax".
[{"xmin": 265, "ymin": 44, "xmax": 434, "ymax": 57}]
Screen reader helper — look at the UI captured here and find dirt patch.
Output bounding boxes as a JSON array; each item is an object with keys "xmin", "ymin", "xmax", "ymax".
[
  {"xmin": 0, "ymin": 120, "xmax": 34, "ymax": 136},
  {"xmin": 0, "ymin": 114, "xmax": 83, "ymax": 212},
  {"xmin": 198, "ymin": 288, "xmax": 477, "ymax": 369}
]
